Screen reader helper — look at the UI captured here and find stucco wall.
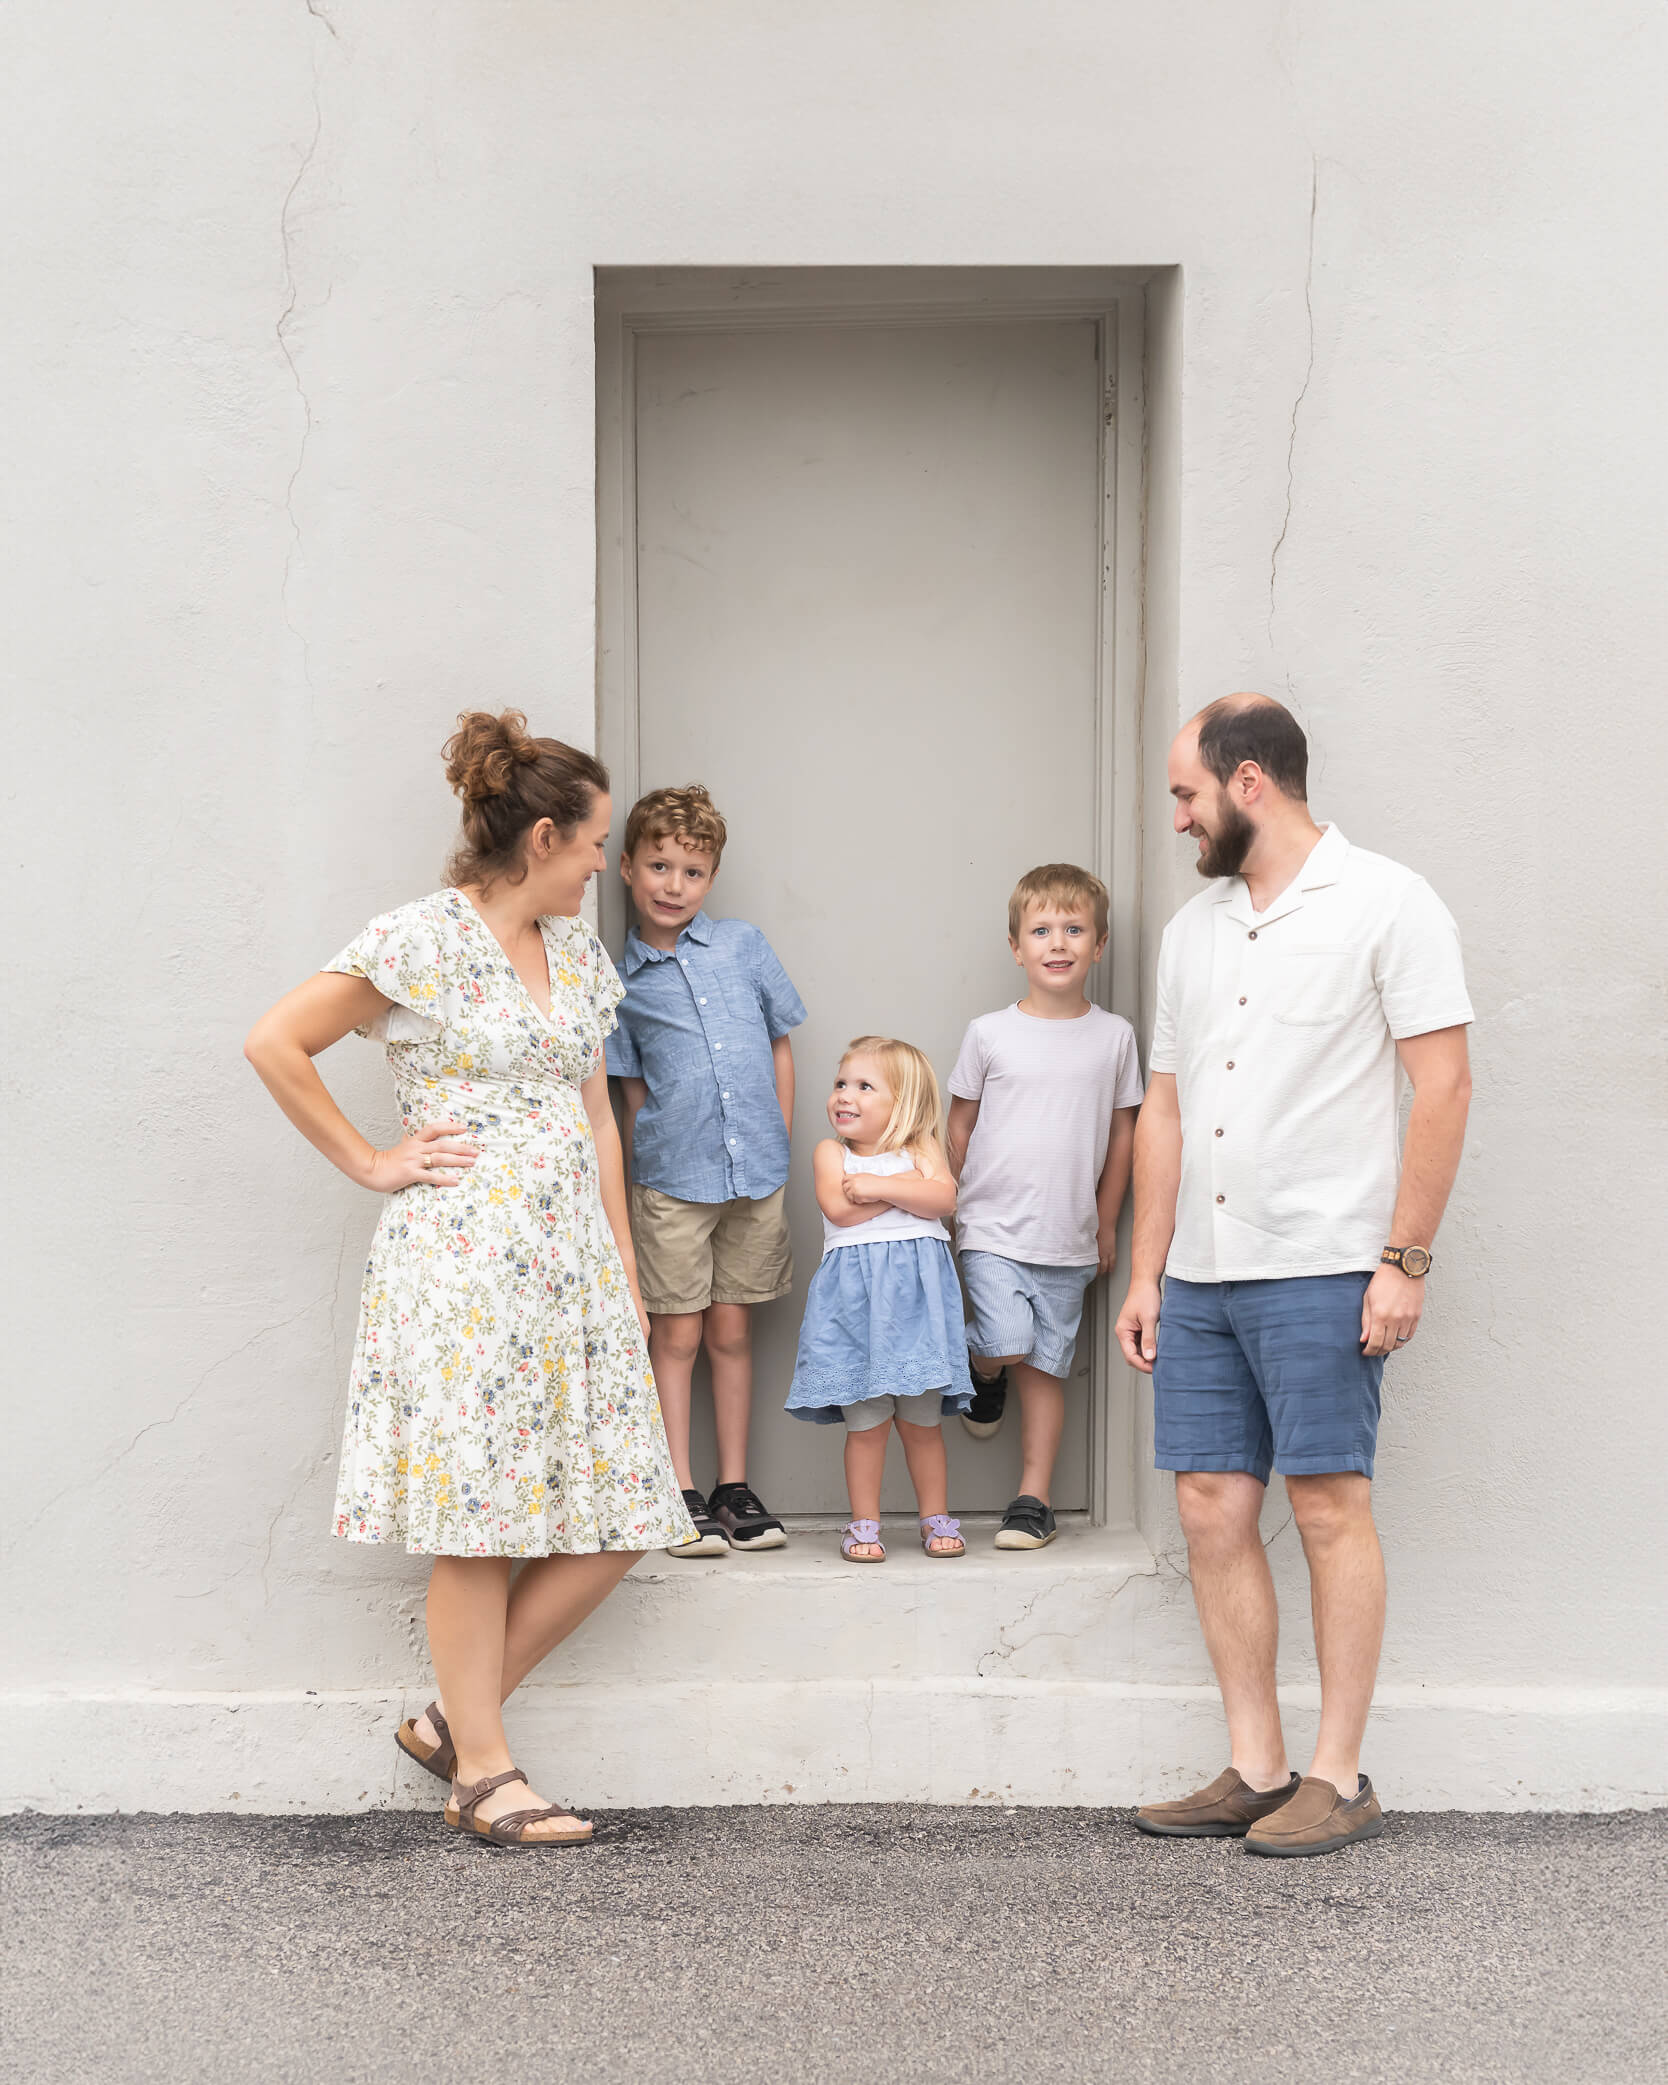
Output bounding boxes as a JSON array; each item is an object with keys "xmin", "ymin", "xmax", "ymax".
[{"xmin": 5, "ymin": 0, "xmax": 1663, "ymax": 1807}]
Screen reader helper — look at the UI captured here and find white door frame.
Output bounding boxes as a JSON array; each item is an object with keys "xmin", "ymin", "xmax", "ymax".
[{"xmin": 594, "ymin": 267, "xmax": 1150, "ymax": 1528}]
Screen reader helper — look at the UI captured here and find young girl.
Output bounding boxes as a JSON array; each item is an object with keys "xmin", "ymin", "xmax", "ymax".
[{"xmin": 785, "ymin": 1037, "xmax": 973, "ymax": 1560}]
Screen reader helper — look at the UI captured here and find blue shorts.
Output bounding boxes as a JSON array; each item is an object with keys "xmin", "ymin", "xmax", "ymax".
[
  {"xmin": 961, "ymin": 1252, "xmax": 1097, "ymax": 1380},
  {"xmin": 1153, "ymin": 1274, "xmax": 1383, "ymax": 1484}
]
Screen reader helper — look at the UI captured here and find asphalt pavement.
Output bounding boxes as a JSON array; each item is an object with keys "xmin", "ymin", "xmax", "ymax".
[{"xmin": 4, "ymin": 1805, "xmax": 1663, "ymax": 2084}]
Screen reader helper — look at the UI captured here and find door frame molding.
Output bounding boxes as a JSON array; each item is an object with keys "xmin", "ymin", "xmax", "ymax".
[{"xmin": 595, "ymin": 267, "xmax": 1150, "ymax": 1527}]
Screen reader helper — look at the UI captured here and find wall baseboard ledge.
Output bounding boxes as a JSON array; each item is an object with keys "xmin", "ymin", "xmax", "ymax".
[{"xmin": 6, "ymin": 1682, "xmax": 1663, "ymax": 1814}]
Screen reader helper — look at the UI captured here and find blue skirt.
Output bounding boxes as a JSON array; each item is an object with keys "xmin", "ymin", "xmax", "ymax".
[{"xmin": 785, "ymin": 1237, "xmax": 975, "ymax": 1426}]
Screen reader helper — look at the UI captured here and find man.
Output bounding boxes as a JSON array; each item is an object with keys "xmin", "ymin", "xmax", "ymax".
[{"xmin": 1116, "ymin": 695, "xmax": 1472, "ymax": 1857}]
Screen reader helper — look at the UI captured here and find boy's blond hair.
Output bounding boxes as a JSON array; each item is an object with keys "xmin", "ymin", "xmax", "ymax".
[
  {"xmin": 838, "ymin": 1036, "xmax": 946, "ymax": 1169},
  {"xmin": 1007, "ymin": 862, "xmax": 1110, "ymax": 943},
  {"xmin": 622, "ymin": 783, "xmax": 728, "ymax": 871}
]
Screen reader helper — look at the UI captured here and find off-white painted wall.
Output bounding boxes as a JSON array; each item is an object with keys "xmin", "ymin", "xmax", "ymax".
[{"xmin": 4, "ymin": 0, "xmax": 1663, "ymax": 1808}]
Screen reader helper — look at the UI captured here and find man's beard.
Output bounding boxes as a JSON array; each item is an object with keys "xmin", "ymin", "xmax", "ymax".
[{"xmin": 1195, "ymin": 796, "xmax": 1256, "ymax": 879}]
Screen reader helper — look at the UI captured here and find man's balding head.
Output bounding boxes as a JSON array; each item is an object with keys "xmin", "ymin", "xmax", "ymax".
[{"xmin": 1188, "ymin": 693, "xmax": 1309, "ymax": 802}]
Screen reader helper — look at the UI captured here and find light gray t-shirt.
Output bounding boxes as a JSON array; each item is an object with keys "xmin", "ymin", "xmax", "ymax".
[{"xmin": 949, "ymin": 1003, "xmax": 1145, "ymax": 1266}]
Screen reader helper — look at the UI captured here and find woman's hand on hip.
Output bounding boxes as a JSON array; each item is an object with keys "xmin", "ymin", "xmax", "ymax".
[{"xmin": 363, "ymin": 1120, "xmax": 478, "ymax": 1192}]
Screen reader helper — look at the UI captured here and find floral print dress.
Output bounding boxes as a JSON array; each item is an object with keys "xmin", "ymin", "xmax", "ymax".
[{"xmin": 324, "ymin": 890, "xmax": 695, "ymax": 1557}]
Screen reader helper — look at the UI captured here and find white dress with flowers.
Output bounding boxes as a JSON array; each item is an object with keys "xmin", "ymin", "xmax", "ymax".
[{"xmin": 324, "ymin": 889, "xmax": 695, "ymax": 1558}]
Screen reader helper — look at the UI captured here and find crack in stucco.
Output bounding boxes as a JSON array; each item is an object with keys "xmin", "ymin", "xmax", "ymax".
[
  {"xmin": 1267, "ymin": 155, "xmax": 1318, "ymax": 662},
  {"xmin": 975, "ymin": 1571, "xmax": 1142, "ymax": 1677},
  {"xmin": 2, "ymin": 1303, "xmax": 320, "ymax": 1555},
  {"xmin": 258, "ymin": 1444, "xmax": 335, "ymax": 1606},
  {"xmin": 977, "ymin": 1588, "xmax": 1046, "ymax": 1677},
  {"xmin": 162, "ymin": 1222, "xmax": 359, "ymax": 1601}
]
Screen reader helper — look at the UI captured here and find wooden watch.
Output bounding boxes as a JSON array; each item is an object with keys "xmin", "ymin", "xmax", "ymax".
[{"xmin": 1381, "ymin": 1245, "xmax": 1432, "ymax": 1277}]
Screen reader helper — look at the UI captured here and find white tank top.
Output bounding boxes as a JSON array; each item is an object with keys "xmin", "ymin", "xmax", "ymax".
[{"xmin": 821, "ymin": 1146, "xmax": 952, "ymax": 1256}]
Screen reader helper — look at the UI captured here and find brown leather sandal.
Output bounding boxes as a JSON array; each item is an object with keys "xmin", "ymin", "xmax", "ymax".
[
  {"xmin": 444, "ymin": 1767, "xmax": 594, "ymax": 1848},
  {"xmin": 395, "ymin": 1700, "xmax": 457, "ymax": 1784}
]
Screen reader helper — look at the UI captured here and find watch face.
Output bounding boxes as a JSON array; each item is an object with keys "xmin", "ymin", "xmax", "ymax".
[{"xmin": 1400, "ymin": 1247, "xmax": 1432, "ymax": 1277}]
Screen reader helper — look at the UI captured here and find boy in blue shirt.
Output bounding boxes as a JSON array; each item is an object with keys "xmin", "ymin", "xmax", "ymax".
[{"xmin": 607, "ymin": 784, "xmax": 806, "ymax": 1556}]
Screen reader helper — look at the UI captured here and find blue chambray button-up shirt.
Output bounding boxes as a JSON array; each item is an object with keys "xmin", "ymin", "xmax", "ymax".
[{"xmin": 605, "ymin": 911, "xmax": 807, "ymax": 1205}]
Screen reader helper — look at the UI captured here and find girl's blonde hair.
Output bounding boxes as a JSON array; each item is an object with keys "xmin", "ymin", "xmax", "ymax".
[{"xmin": 838, "ymin": 1036, "xmax": 946, "ymax": 1167}]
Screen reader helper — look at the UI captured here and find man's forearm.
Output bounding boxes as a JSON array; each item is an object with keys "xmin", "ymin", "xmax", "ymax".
[
  {"xmin": 1129, "ymin": 1105, "xmax": 1182, "ymax": 1282},
  {"xmin": 1388, "ymin": 1089, "xmax": 1469, "ymax": 1246}
]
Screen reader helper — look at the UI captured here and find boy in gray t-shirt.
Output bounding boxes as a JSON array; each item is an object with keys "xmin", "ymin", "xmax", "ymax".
[{"xmin": 947, "ymin": 865, "xmax": 1144, "ymax": 1550}]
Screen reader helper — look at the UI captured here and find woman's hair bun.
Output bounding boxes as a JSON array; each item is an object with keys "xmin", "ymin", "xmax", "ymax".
[
  {"xmin": 443, "ymin": 709, "xmax": 543, "ymax": 804},
  {"xmin": 438, "ymin": 709, "xmax": 610, "ymax": 894}
]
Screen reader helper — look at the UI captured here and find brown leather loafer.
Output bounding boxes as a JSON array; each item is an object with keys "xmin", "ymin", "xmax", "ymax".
[
  {"xmin": 1244, "ymin": 1773, "xmax": 1384, "ymax": 1857},
  {"xmin": 1134, "ymin": 1767, "xmax": 1301, "ymax": 1837}
]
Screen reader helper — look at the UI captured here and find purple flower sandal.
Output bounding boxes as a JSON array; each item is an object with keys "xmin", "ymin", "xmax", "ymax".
[
  {"xmin": 841, "ymin": 1519, "xmax": 886, "ymax": 1563},
  {"xmin": 919, "ymin": 1514, "xmax": 966, "ymax": 1558}
]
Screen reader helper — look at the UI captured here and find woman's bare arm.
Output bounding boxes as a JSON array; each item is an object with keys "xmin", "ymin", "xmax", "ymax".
[
  {"xmin": 244, "ymin": 972, "xmax": 477, "ymax": 1190},
  {"xmin": 583, "ymin": 1066, "xmax": 650, "ymax": 1340}
]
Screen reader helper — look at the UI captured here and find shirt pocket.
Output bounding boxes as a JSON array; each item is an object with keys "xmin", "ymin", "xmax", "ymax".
[{"xmin": 1271, "ymin": 946, "xmax": 1358, "ymax": 1026}]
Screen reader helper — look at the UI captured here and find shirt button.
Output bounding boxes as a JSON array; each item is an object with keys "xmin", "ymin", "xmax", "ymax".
[
  {"xmin": 729, "ymin": 1137, "xmax": 737, "ymax": 1145},
  {"xmin": 1226, "ymin": 1060, "xmax": 1235, "ymax": 1070},
  {"xmin": 699, "ymin": 997, "xmax": 707, "ymax": 1005},
  {"xmin": 722, "ymin": 1092, "xmax": 730, "ymax": 1100},
  {"xmin": 1248, "ymin": 930, "xmax": 1258, "ymax": 940},
  {"xmin": 1214, "ymin": 1128, "xmax": 1223, "ymax": 1137},
  {"xmin": 1238, "ymin": 996, "xmax": 1247, "ymax": 1006},
  {"xmin": 715, "ymin": 1042, "xmax": 723, "ymax": 1050},
  {"xmin": 1216, "ymin": 1194, "xmax": 1226, "ymax": 1204},
  {"xmin": 680, "ymin": 959, "xmax": 688, "ymax": 966}
]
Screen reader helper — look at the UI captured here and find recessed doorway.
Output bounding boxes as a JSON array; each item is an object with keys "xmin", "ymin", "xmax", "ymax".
[{"xmin": 597, "ymin": 268, "xmax": 1147, "ymax": 1523}]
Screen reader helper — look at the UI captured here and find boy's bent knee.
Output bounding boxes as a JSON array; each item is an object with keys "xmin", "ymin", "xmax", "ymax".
[
  {"xmin": 702, "ymin": 1303, "xmax": 752, "ymax": 1360},
  {"xmin": 650, "ymin": 1312, "xmax": 704, "ymax": 1363}
]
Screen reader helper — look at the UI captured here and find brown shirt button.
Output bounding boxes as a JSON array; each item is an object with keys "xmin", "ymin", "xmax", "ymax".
[
  {"xmin": 1248, "ymin": 930, "xmax": 1258, "ymax": 940},
  {"xmin": 1238, "ymin": 996, "xmax": 1247, "ymax": 1006},
  {"xmin": 1215, "ymin": 1194, "xmax": 1226, "ymax": 1204},
  {"xmin": 1214, "ymin": 1127, "xmax": 1224, "ymax": 1137},
  {"xmin": 1226, "ymin": 1060, "xmax": 1235, "ymax": 1070}
]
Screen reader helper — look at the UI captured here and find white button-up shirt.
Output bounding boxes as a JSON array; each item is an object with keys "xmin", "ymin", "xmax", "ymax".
[{"xmin": 1149, "ymin": 825, "xmax": 1473, "ymax": 1282}]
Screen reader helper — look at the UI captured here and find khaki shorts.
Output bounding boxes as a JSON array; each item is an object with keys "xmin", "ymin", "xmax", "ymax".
[{"xmin": 630, "ymin": 1184, "xmax": 793, "ymax": 1316}]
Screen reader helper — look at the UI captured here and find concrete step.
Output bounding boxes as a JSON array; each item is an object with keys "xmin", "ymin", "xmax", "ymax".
[{"xmin": 562, "ymin": 1520, "xmax": 1182, "ymax": 1684}]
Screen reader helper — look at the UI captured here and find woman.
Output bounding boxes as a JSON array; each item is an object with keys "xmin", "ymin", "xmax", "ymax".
[{"xmin": 245, "ymin": 711, "xmax": 694, "ymax": 1847}]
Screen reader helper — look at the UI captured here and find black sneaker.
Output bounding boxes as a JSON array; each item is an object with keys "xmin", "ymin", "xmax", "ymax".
[
  {"xmin": 708, "ymin": 1481, "xmax": 787, "ymax": 1552},
  {"xmin": 666, "ymin": 1488, "xmax": 730, "ymax": 1558},
  {"xmin": 994, "ymin": 1493, "xmax": 1057, "ymax": 1550},
  {"xmin": 961, "ymin": 1366, "xmax": 1009, "ymax": 1439}
]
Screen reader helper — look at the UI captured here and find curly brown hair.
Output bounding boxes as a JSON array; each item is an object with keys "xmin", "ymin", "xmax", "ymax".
[
  {"xmin": 621, "ymin": 783, "xmax": 728, "ymax": 871},
  {"xmin": 441, "ymin": 710, "xmax": 609, "ymax": 890}
]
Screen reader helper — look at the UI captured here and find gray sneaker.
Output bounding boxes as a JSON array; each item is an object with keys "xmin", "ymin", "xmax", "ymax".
[
  {"xmin": 708, "ymin": 1481, "xmax": 787, "ymax": 1551},
  {"xmin": 666, "ymin": 1488, "xmax": 730, "ymax": 1558}
]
